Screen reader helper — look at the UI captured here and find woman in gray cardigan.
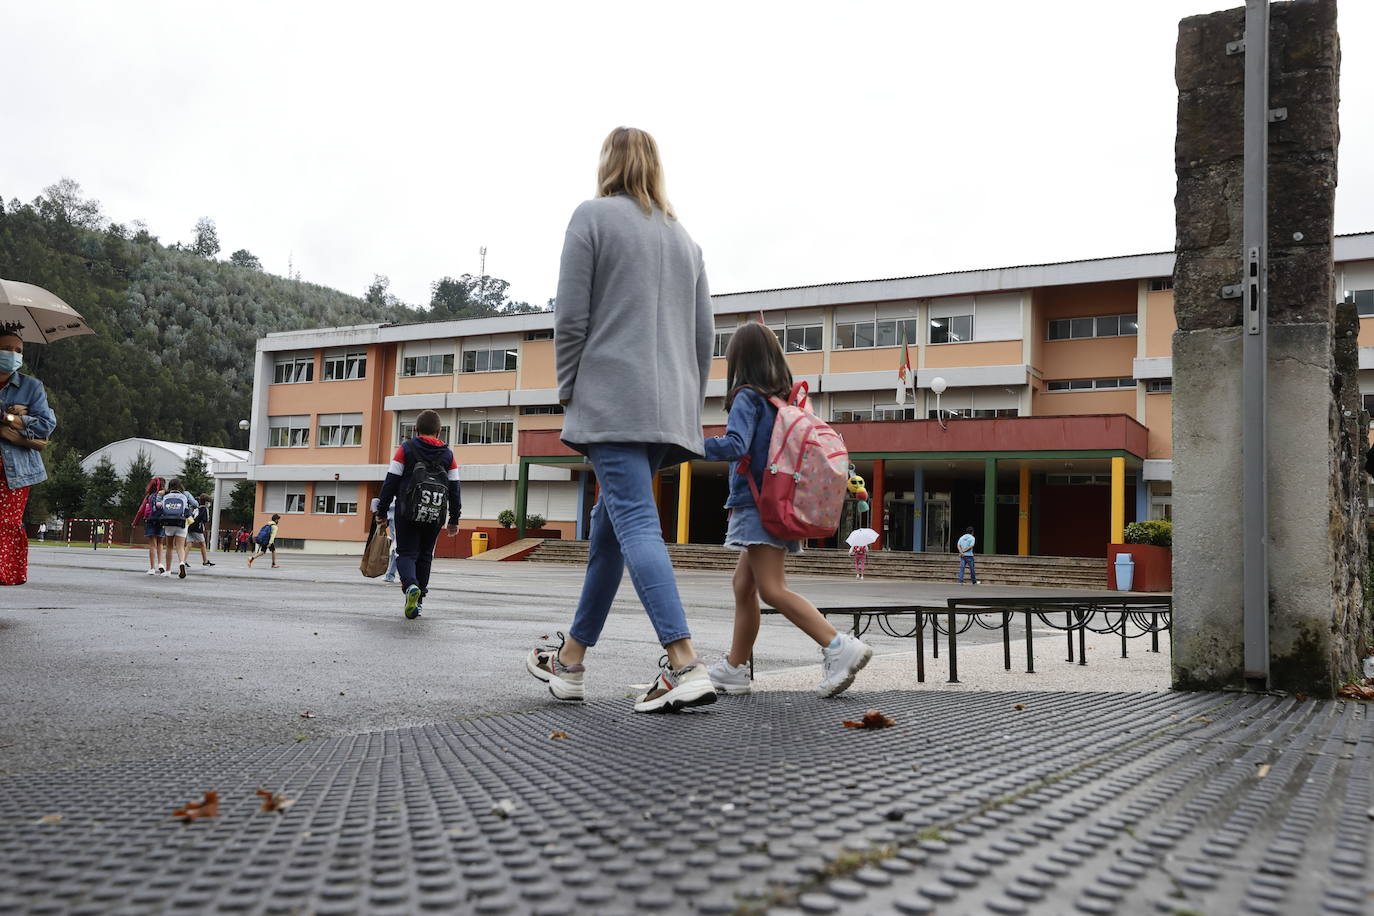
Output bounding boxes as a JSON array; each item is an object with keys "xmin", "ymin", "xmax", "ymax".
[{"xmin": 526, "ymin": 126, "xmax": 717, "ymax": 714}]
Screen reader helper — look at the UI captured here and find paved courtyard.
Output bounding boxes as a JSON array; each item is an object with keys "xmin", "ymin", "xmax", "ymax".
[{"xmin": 0, "ymin": 548, "xmax": 1368, "ymax": 915}]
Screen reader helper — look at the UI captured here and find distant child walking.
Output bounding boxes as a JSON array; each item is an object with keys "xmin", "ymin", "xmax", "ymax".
[
  {"xmin": 375, "ymin": 409, "xmax": 459, "ymax": 619},
  {"xmin": 703, "ymin": 322, "xmax": 873, "ymax": 698},
  {"xmin": 158, "ymin": 479, "xmax": 198, "ymax": 579},
  {"xmin": 957, "ymin": 526, "xmax": 978, "ymax": 584},
  {"xmin": 849, "ymin": 543, "xmax": 868, "ymax": 579},
  {"xmin": 248, "ymin": 514, "xmax": 281, "ymax": 568},
  {"xmin": 188, "ymin": 495, "xmax": 214, "ymax": 567},
  {"xmin": 133, "ymin": 477, "xmax": 166, "ymax": 575}
]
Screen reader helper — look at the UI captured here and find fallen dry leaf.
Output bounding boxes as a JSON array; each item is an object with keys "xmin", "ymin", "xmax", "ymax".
[
  {"xmin": 1012, "ymin": 704, "xmax": 1027, "ymax": 711},
  {"xmin": 842, "ymin": 709, "xmax": 896, "ymax": 729},
  {"xmin": 1295, "ymin": 694, "xmax": 1308, "ymax": 702},
  {"xmin": 299, "ymin": 711, "xmax": 316, "ymax": 719},
  {"xmin": 35, "ymin": 814, "xmax": 63, "ymax": 824},
  {"xmin": 549, "ymin": 730, "xmax": 568, "ymax": 739},
  {"xmin": 256, "ymin": 788, "xmax": 295, "ymax": 813},
  {"xmin": 1336, "ymin": 682, "xmax": 1374, "ymax": 700},
  {"xmin": 173, "ymin": 791, "xmax": 219, "ymax": 821},
  {"xmin": 1255, "ymin": 763, "xmax": 1272, "ymax": 779}
]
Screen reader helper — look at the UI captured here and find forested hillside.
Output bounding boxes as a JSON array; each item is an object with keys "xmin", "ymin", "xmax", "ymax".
[{"xmin": 0, "ymin": 181, "xmax": 541, "ymax": 459}]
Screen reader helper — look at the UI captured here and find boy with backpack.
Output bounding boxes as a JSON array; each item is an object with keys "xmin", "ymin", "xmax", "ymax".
[
  {"xmin": 375, "ymin": 409, "xmax": 460, "ymax": 619},
  {"xmin": 248, "ymin": 514, "xmax": 281, "ymax": 568}
]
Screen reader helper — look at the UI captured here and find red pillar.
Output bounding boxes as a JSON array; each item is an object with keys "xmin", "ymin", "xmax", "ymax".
[{"xmin": 872, "ymin": 459, "xmax": 886, "ymax": 550}]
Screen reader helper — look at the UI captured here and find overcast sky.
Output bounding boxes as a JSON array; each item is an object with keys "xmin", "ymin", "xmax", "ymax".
[{"xmin": 5, "ymin": 1, "xmax": 1372, "ymax": 309}]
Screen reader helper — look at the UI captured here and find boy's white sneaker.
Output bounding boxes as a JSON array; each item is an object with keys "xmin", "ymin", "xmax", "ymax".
[
  {"xmin": 707, "ymin": 659, "xmax": 753, "ymax": 695},
  {"xmin": 818, "ymin": 634, "xmax": 873, "ymax": 698}
]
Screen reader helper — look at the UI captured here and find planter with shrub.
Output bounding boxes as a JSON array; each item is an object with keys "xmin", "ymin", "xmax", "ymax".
[{"xmin": 1108, "ymin": 520, "xmax": 1173, "ymax": 591}]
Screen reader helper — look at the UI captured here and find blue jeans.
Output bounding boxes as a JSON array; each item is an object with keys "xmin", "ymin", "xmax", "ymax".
[
  {"xmin": 569, "ymin": 443, "xmax": 691, "ymax": 648},
  {"xmin": 958, "ymin": 553, "xmax": 978, "ymax": 583}
]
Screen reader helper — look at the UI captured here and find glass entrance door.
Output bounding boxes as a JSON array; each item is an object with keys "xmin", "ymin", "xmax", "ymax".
[{"xmin": 925, "ymin": 494, "xmax": 952, "ymax": 553}]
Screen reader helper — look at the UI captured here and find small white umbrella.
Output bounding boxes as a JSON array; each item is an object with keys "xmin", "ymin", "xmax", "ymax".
[
  {"xmin": 0, "ymin": 278, "xmax": 94, "ymax": 343},
  {"xmin": 846, "ymin": 527, "xmax": 879, "ymax": 548}
]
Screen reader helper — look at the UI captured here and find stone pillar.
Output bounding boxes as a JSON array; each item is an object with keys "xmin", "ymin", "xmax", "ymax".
[{"xmin": 1173, "ymin": 0, "xmax": 1365, "ymax": 695}]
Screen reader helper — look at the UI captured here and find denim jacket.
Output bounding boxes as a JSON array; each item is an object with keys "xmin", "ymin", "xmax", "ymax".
[
  {"xmin": 0, "ymin": 371, "xmax": 56, "ymax": 488},
  {"xmin": 703, "ymin": 388, "xmax": 777, "ymax": 510}
]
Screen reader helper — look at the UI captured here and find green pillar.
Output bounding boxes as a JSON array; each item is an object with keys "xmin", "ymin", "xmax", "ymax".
[
  {"xmin": 983, "ymin": 458, "xmax": 997, "ymax": 554},
  {"xmin": 515, "ymin": 459, "xmax": 530, "ymax": 538}
]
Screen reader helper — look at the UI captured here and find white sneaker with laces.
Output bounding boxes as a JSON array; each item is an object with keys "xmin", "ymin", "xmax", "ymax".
[
  {"xmin": 707, "ymin": 659, "xmax": 752, "ymax": 695},
  {"xmin": 633, "ymin": 659, "xmax": 717, "ymax": 713},
  {"xmin": 144, "ymin": 568, "xmax": 158, "ymax": 576},
  {"xmin": 818, "ymin": 633, "xmax": 873, "ymax": 698}
]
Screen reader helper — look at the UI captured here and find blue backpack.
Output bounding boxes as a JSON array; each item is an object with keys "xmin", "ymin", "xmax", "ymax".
[
  {"xmin": 160, "ymin": 492, "xmax": 190, "ymax": 522},
  {"xmin": 256, "ymin": 523, "xmax": 273, "ymax": 545}
]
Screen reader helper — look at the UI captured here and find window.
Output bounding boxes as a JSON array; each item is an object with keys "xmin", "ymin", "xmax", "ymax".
[
  {"xmin": 402, "ymin": 353, "xmax": 455, "ymax": 377},
  {"xmin": 782, "ymin": 325, "xmax": 822, "ymax": 353},
  {"xmin": 927, "ymin": 408, "xmax": 1019, "ymax": 419},
  {"xmin": 520, "ymin": 405, "xmax": 565, "ymax": 415},
  {"xmin": 713, "ymin": 329, "xmax": 734, "ymax": 358},
  {"xmin": 874, "ymin": 406, "xmax": 917, "ymax": 421},
  {"xmin": 831, "ymin": 408, "xmax": 874, "ymax": 423},
  {"xmin": 267, "ymin": 415, "xmax": 310, "ymax": 448},
  {"xmin": 398, "ymin": 422, "xmax": 452, "ymax": 445},
  {"xmin": 272, "ymin": 354, "xmax": 314, "ymax": 384},
  {"xmin": 525, "ymin": 329, "xmax": 554, "ymax": 341},
  {"xmin": 1149, "ymin": 277, "xmax": 1174, "ymax": 291},
  {"xmin": 1046, "ymin": 474, "xmax": 1137, "ymax": 486},
  {"xmin": 459, "ymin": 419, "xmax": 514, "ymax": 445},
  {"xmin": 1046, "ymin": 378, "xmax": 1135, "ymax": 391},
  {"xmin": 929, "ymin": 314, "xmax": 973, "ymax": 344},
  {"xmin": 834, "ymin": 321, "xmax": 874, "ymax": 350},
  {"xmin": 1047, "ymin": 314, "xmax": 1139, "ymax": 340},
  {"xmin": 461, "ymin": 348, "xmax": 518, "ymax": 373},
  {"xmin": 322, "ymin": 350, "xmax": 366, "ymax": 381},
  {"xmin": 1346, "ymin": 289, "xmax": 1374, "ymax": 317},
  {"xmin": 834, "ymin": 319, "xmax": 918, "ymax": 350},
  {"xmin": 1147, "ymin": 379, "xmax": 1173, "ymax": 393},
  {"xmin": 876, "ymin": 318, "xmax": 919, "ymax": 348},
  {"xmin": 263, "ymin": 482, "xmax": 307, "ymax": 513},
  {"xmin": 313, "ymin": 482, "xmax": 359, "ymax": 515},
  {"xmin": 317, "ymin": 413, "xmax": 363, "ymax": 447}
]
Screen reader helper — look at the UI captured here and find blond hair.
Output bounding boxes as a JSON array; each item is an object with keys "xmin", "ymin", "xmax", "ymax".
[{"xmin": 597, "ymin": 126, "xmax": 675, "ymax": 219}]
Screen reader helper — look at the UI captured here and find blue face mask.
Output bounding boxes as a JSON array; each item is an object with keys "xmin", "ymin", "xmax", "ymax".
[{"xmin": 0, "ymin": 352, "xmax": 20, "ymax": 373}]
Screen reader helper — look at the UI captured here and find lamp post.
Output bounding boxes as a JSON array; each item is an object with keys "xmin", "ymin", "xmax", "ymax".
[{"xmin": 930, "ymin": 377, "xmax": 948, "ymax": 430}]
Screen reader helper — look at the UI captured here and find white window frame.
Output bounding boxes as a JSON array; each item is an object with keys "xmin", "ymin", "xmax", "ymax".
[
  {"xmin": 268, "ymin": 415, "xmax": 311, "ymax": 448},
  {"xmin": 398, "ymin": 420, "xmax": 452, "ymax": 446},
  {"xmin": 459, "ymin": 419, "xmax": 514, "ymax": 445},
  {"xmin": 401, "ymin": 352, "xmax": 455, "ymax": 377},
  {"xmin": 272, "ymin": 354, "xmax": 314, "ymax": 384},
  {"xmin": 313, "ymin": 482, "xmax": 359, "ymax": 515},
  {"xmin": 1045, "ymin": 378, "xmax": 1136, "ymax": 392},
  {"xmin": 317, "ymin": 413, "xmax": 364, "ymax": 448},
  {"xmin": 1047, "ymin": 313, "xmax": 1139, "ymax": 341},
  {"xmin": 322, "ymin": 349, "xmax": 367, "ymax": 381},
  {"xmin": 929, "ymin": 314, "xmax": 973, "ymax": 345},
  {"xmin": 461, "ymin": 347, "xmax": 518, "ymax": 373},
  {"xmin": 712, "ymin": 329, "xmax": 734, "ymax": 358}
]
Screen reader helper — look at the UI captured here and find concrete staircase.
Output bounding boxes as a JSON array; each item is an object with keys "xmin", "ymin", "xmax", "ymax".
[{"xmin": 525, "ymin": 540, "xmax": 1110, "ymax": 589}]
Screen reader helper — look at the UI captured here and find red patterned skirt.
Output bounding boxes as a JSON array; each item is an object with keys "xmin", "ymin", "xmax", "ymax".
[{"xmin": 0, "ymin": 460, "xmax": 30, "ymax": 586}]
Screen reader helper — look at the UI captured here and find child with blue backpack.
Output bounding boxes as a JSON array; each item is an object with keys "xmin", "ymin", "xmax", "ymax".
[
  {"xmin": 375, "ymin": 409, "xmax": 460, "ymax": 619},
  {"xmin": 155, "ymin": 478, "xmax": 199, "ymax": 579},
  {"xmin": 248, "ymin": 514, "xmax": 281, "ymax": 569},
  {"xmin": 703, "ymin": 322, "xmax": 872, "ymax": 698}
]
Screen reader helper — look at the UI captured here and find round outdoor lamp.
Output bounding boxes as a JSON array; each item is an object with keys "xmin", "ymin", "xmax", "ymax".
[
  {"xmin": 238, "ymin": 419, "xmax": 250, "ymax": 431},
  {"xmin": 930, "ymin": 377, "xmax": 948, "ymax": 430}
]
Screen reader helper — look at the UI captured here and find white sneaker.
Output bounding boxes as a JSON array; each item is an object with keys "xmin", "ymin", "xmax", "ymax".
[
  {"xmin": 525, "ymin": 633, "xmax": 585, "ymax": 701},
  {"xmin": 633, "ymin": 659, "xmax": 717, "ymax": 713},
  {"xmin": 161, "ymin": 570, "xmax": 174, "ymax": 578},
  {"xmin": 144, "ymin": 568, "xmax": 158, "ymax": 576},
  {"xmin": 818, "ymin": 634, "xmax": 873, "ymax": 698},
  {"xmin": 707, "ymin": 658, "xmax": 753, "ymax": 695}
]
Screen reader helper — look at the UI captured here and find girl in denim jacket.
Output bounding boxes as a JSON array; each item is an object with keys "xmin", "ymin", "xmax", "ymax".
[
  {"xmin": 702, "ymin": 322, "xmax": 872, "ymax": 698},
  {"xmin": 0, "ymin": 328, "xmax": 58, "ymax": 586}
]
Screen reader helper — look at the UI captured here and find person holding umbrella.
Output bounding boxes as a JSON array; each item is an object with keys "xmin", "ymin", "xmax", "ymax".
[{"xmin": 0, "ymin": 323, "xmax": 57, "ymax": 586}]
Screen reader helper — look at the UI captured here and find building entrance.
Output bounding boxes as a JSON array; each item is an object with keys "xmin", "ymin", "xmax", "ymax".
[{"xmin": 924, "ymin": 494, "xmax": 952, "ymax": 553}]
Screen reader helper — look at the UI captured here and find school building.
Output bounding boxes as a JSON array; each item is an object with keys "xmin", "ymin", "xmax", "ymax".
[{"xmin": 247, "ymin": 233, "xmax": 1374, "ymax": 557}]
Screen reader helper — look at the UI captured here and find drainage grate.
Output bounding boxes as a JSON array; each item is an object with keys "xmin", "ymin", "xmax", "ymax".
[{"xmin": 0, "ymin": 690, "xmax": 1368, "ymax": 914}]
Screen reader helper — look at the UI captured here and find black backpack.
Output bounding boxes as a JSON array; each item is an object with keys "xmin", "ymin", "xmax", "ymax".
[{"xmin": 403, "ymin": 451, "xmax": 450, "ymax": 525}]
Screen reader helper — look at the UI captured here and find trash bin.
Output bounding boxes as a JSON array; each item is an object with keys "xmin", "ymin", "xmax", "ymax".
[
  {"xmin": 1114, "ymin": 553, "xmax": 1134, "ymax": 591},
  {"xmin": 471, "ymin": 532, "xmax": 488, "ymax": 556}
]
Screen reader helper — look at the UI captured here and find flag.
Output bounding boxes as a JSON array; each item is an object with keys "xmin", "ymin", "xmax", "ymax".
[{"xmin": 896, "ymin": 326, "xmax": 912, "ymax": 405}]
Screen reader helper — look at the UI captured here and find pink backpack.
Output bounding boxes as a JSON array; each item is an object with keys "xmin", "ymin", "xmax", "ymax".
[{"xmin": 739, "ymin": 381, "xmax": 850, "ymax": 540}]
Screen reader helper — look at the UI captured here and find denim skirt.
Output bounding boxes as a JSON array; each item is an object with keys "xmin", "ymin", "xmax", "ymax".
[{"xmin": 724, "ymin": 504, "xmax": 802, "ymax": 555}]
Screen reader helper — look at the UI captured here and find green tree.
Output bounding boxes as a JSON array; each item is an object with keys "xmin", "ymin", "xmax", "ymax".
[
  {"xmin": 191, "ymin": 217, "xmax": 219, "ymax": 258},
  {"xmin": 366, "ymin": 274, "xmax": 396, "ymax": 306},
  {"xmin": 118, "ymin": 448, "xmax": 155, "ymax": 520},
  {"xmin": 41, "ymin": 178, "xmax": 104, "ymax": 230},
  {"xmin": 229, "ymin": 479, "xmax": 256, "ymax": 525},
  {"xmin": 47, "ymin": 451, "xmax": 89, "ymax": 520},
  {"xmin": 228, "ymin": 249, "xmax": 262, "ymax": 270},
  {"xmin": 428, "ymin": 273, "xmax": 514, "ymax": 320},
  {"xmin": 179, "ymin": 448, "xmax": 214, "ymax": 498},
  {"xmin": 82, "ymin": 455, "xmax": 121, "ymax": 517}
]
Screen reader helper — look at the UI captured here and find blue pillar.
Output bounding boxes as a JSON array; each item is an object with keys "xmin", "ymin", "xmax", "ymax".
[
  {"xmin": 574, "ymin": 470, "xmax": 588, "ymax": 540},
  {"xmin": 1135, "ymin": 473, "xmax": 1149, "ymax": 523},
  {"xmin": 912, "ymin": 467, "xmax": 925, "ymax": 552}
]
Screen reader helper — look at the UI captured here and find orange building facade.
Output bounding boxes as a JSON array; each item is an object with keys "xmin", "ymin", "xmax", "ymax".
[{"xmin": 249, "ymin": 234, "xmax": 1374, "ymax": 556}]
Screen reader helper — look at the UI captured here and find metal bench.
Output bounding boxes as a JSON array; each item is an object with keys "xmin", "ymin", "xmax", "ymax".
[{"xmin": 756, "ymin": 595, "xmax": 1172, "ymax": 684}]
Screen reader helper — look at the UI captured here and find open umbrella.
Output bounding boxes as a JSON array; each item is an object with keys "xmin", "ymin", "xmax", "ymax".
[
  {"xmin": 0, "ymin": 278, "xmax": 94, "ymax": 343},
  {"xmin": 846, "ymin": 527, "xmax": 879, "ymax": 549}
]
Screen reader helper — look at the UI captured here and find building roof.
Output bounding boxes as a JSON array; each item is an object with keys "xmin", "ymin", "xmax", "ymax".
[
  {"xmin": 80, "ymin": 438, "xmax": 250, "ymax": 477},
  {"xmin": 257, "ymin": 232, "xmax": 1374, "ymax": 352}
]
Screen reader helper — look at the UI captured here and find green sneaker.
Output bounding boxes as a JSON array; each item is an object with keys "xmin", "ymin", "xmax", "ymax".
[{"xmin": 403, "ymin": 585, "xmax": 422, "ymax": 619}]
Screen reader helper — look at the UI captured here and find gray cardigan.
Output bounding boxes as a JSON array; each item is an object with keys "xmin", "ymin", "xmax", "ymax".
[{"xmin": 555, "ymin": 195, "xmax": 713, "ymax": 466}]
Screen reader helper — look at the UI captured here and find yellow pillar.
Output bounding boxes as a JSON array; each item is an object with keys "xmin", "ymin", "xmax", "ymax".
[
  {"xmin": 1110, "ymin": 456, "xmax": 1125, "ymax": 544},
  {"xmin": 676, "ymin": 462, "xmax": 692, "ymax": 544},
  {"xmin": 1018, "ymin": 465, "xmax": 1030, "ymax": 556}
]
